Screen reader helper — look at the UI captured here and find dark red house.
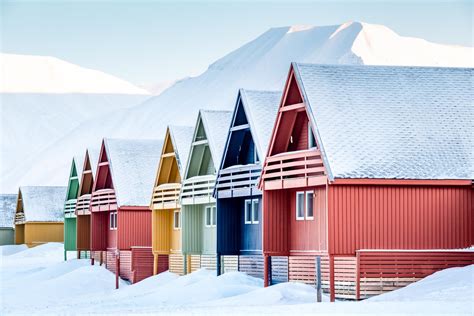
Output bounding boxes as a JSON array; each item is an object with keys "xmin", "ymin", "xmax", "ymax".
[
  {"xmin": 90, "ymin": 138, "xmax": 163, "ymax": 287},
  {"xmin": 260, "ymin": 63, "xmax": 474, "ymax": 301}
]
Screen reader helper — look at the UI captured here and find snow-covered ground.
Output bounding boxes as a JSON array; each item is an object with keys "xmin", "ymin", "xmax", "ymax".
[{"xmin": 1, "ymin": 243, "xmax": 472, "ymax": 315}]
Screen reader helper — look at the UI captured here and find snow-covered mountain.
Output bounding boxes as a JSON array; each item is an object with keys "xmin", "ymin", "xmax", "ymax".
[
  {"xmin": 0, "ymin": 54, "xmax": 151, "ymax": 193},
  {"xmin": 2, "ymin": 22, "xmax": 473, "ymax": 193}
]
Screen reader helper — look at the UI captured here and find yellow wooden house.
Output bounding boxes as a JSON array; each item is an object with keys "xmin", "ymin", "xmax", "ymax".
[
  {"xmin": 15, "ymin": 186, "xmax": 67, "ymax": 247},
  {"xmin": 151, "ymin": 125, "xmax": 193, "ymax": 275}
]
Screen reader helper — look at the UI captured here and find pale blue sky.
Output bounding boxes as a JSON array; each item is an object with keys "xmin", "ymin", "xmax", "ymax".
[{"xmin": 1, "ymin": 0, "xmax": 472, "ymax": 86}]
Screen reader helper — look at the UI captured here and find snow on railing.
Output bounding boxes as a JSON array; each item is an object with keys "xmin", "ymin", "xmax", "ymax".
[
  {"xmin": 181, "ymin": 175, "xmax": 216, "ymax": 205},
  {"xmin": 262, "ymin": 149, "xmax": 324, "ymax": 182},
  {"xmin": 215, "ymin": 164, "xmax": 261, "ymax": 198},
  {"xmin": 152, "ymin": 183, "xmax": 181, "ymax": 210},
  {"xmin": 64, "ymin": 199, "xmax": 77, "ymax": 217},
  {"xmin": 90, "ymin": 189, "xmax": 117, "ymax": 211},
  {"xmin": 75, "ymin": 194, "xmax": 92, "ymax": 215}
]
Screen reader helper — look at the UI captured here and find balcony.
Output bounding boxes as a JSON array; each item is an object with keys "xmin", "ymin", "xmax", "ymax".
[
  {"xmin": 181, "ymin": 175, "xmax": 216, "ymax": 205},
  {"xmin": 64, "ymin": 199, "xmax": 77, "ymax": 217},
  {"xmin": 15, "ymin": 212, "xmax": 25, "ymax": 224},
  {"xmin": 90, "ymin": 189, "xmax": 117, "ymax": 212},
  {"xmin": 215, "ymin": 164, "xmax": 262, "ymax": 198},
  {"xmin": 152, "ymin": 183, "xmax": 181, "ymax": 210},
  {"xmin": 262, "ymin": 149, "xmax": 327, "ymax": 190},
  {"xmin": 76, "ymin": 194, "xmax": 92, "ymax": 215}
]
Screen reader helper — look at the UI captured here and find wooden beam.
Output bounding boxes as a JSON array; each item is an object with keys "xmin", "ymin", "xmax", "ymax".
[
  {"xmin": 192, "ymin": 139, "xmax": 208, "ymax": 146},
  {"xmin": 161, "ymin": 152, "xmax": 176, "ymax": 158},
  {"xmin": 230, "ymin": 124, "xmax": 250, "ymax": 132},
  {"xmin": 280, "ymin": 102, "xmax": 305, "ymax": 112}
]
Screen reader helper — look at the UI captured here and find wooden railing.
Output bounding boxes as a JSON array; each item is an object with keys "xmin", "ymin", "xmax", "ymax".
[
  {"xmin": 215, "ymin": 164, "xmax": 261, "ymax": 198},
  {"xmin": 90, "ymin": 189, "xmax": 117, "ymax": 211},
  {"xmin": 76, "ymin": 194, "xmax": 92, "ymax": 215},
  {"xmin": 64, "ymin": 199, "xmax": 77, "ymax": 217},
  {"xmin": 262, "ymin": 149, "xmax": 326, "ymax": 189},
  {"xmin": 181, "ymin": 175, "xmax": 216, "ymax": 205},
  {"xmin": 152, "ymin": 183, "xmax": 181, "ymax": 209},
  {"xmin": 15, "ymin": 212, "xmax": 25, "ymax": 224}
]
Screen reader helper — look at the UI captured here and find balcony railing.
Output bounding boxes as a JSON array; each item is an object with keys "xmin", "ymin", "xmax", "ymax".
[
  {"xmin": 15, "ymin": 212, "xmax": 25, "ymax": 224},
  {"xmin": 152, "ymin": 183, "xmax": 181, "ymax": 210},
  {"xmin": 215, "ymin": 164, "xmax": 262, "ymax": 198},
  {"xmin": 90, "ymin": 188, "xmax": 117, "ymax": 212},
  {"xmin": 76, "ymin": 194, "xmax": 92, "ymax": 215},
  {"xmin": 181, "ymin": 175, "xmax": 216, "ymax": 205},
  {"xmin": 64, "ymin": 199, "xmax": 77, "ymax": 217},
  {"xmin": 262, "ymin": 149, "xmax": 326, "ymax": 189}
]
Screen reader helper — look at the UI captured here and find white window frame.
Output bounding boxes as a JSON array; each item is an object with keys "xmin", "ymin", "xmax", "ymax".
[
  {"xmin": 308, "ymin": 121, "xmax": 317, "ymax": 149},
  {"xmin": 251, "ymin": 199, "xmax": 259, "ymax": 224},
  {"xmin": 244, "ymin": 199, "xmax": 252, "ymax": 224},
  {"xmin": 109, "ymin": 212, "xmax": 117, "ymax": 230},
  {"xmin": 305, "ymin": 191, "xmax": 314, "ymax": 220},
  {"xmin": 205, "ymin": 206, "xmax": 216, "ymax": 227},
  {"xmin": 253, "ymin": 146, "xmax": 259, "ymax": 163},
  {"xmin": 296, "ymin": 191, "xmax": 305, "ymax": 220},
  {"xmin": 173, "ymin": 210, "xmax": 181, "ymax": 230}
]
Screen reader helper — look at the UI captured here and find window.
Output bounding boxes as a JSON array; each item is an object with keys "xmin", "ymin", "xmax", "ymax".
[
  {"xmin": 308, "ymin": 122, "xmax": 317, "ymax": 148},
  {"xmin": 244, "ymin": 199, "xmax": 259, "ymax": 224},
  {"xmin": 296, "ymin": 192, "xmax": 305, "ymax": 220},
  {"xmin": 109, "ymin": 212, "xmax": 117, "ymax": 230},
  {"xmin": 244, "ymin": 200, "xmax": 252, "ymax": 224},
  {"xmin": 296, "ymin": 191, "xmax": 314, "ymax": 221},
  {"xmin": 306, "ymin": 191, "xmax": 314, "ymax": 219},
  {"xmin": 205, "ymin": 206, "xmax": 216, "ymax": 227},
  {"xmin": 173, "ymin": 210, "xmax": 181, "ymax": 229},
  {"xmin": 253, "ymin": 146, "xmax": 259, "ymax": 163}
]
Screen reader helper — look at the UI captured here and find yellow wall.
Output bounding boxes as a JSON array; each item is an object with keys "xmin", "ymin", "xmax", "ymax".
[
  {"xmin": 17, "ymin": 222, "xmax": 64, "ymax": 247},
  {"xmin": 152, "ymin": 209, "xmax": 171, "ymax": 254},
  {"xmin": 170, "ymin": 209, "xmax": 181, "ymax": 254},
  {"xmin": 15, "ymin": 224, "xmax": 25, "ymax": 245}
]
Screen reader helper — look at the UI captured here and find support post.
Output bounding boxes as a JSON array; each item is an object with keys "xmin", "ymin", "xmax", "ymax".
[
  {"xmin": 329, "ymin": 254, "xmax": 335, "ymax": 302},
  {"xmin": 263, "ymin": 255, "xmax": 269, "ymax": 287},
  {"xmin": 316, "ymin": 256, "xmax": 322, "ymax": 302},
  {"xmin": 356, "ymin": 251, "xmax": 361, "ymax": 300},
  {"xmin": 216, "ymin": 253, "xmax": 221, "ymax": 276},
  {"xmin": 64, "ymin": 250, "xmax": 67, "ymax": 261},
  {"xmin": 187, "ymin": 254, "xmax": 191, "ymax": 274},
  {"xmin": 183, "ymin": 254, "xmax": 188, "ymax": 275},
  {"xmin": 100, "ymin": 251, "xmax": 103, "ymax": 266},
  {"xmin": 153, "ymin": 254, "xmax": 158, "ymax": 275},
  {"xmin": 77, "ymin": 250, "xmax": 81, "ymax": 259},
  {"xmin": 91, "ymin": 251, "xmax": 95, "ymax": 265},
  {"xmin": 115, "ymin": 253, "xmax": 120, "ymax": 289}
]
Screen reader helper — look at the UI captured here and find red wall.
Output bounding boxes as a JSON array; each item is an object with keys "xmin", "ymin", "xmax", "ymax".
[
  {"xmin": 107, "ymin": 212, "xmax": 117, "ymax": 249},
  {"xmin": 91, "ymin": 212, "xmax": 108, "ymax": 251},
  {"xmin": 328, "ymin": 185, "xmax": 473, "ymax": 255},
  {"xmin": 76, "ymin": 214, "xmax": 90, "ymax": 250},
  {"xmin": 263, "ymin": 190, "xmax": 289, "ymax": 256},
  {"xmin": 289, "ymin": 186, "xmax": 327, "ymax": 253},
  {"xmin": 117, "ymin": 208, "xmax": 152, "ymax": 250}
]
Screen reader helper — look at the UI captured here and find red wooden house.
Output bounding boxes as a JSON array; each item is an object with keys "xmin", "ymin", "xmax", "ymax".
[
  {"xmin": 90, "ymin": 138, "xmax": 163, "ymax": 286},
  {"xmin": 260, "ymin": 63, "xmax": 474, "ymax": 301}
]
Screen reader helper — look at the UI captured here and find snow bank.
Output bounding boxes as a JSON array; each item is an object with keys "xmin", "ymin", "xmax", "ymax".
[
  {"xmin": 0, "ymin": 244, "xmax": 28, "ymax": 256},
  {"xmin": 8, "ymin": 242, "xmax": 65, "ymax": 259}
]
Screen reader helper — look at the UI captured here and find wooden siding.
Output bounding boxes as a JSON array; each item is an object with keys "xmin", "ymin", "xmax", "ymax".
[
  {"xmin": 216, "ymin": 198, "xmax": 240, "ymax": 255},
  {"xmin": 239, "ymin": 255, "xmax": 264, "ymax": 279},
  {"xmin": 91, "ymin": 212, "xmax": 108, "ymax": 251},
  {"xmin": 152, "ymin": 209, "xmax": 171, "ymax": 254},
  {"xmin": 182, "ymin": 204, "xmax": 203, "ymax": 254},
  {"xmin": 328, "ymin": 185, "xmax": 473, "ymax": 255},
  {"xmin": 222, "ymin": 255, "xmax": 239, "ymax": 273},
  {"xmin": 64, "ymin": 217, "xmax": 77, "ymax": 251},
  {"xmin": 76, "ymin": 214, "xmax": 91, "ymax": 251},
  {"xmin": 262, "ymin": 190, "xmax": 289, "ymax": 256},
  {"xmin": 169, "ymin": 254, "xmax": 185, "ymax": 275},
  {"xmin": 271, "ymin": 256, "xmax": 289, "ymax": 284},
  {"xmin": 15, "ymin": 224, "xmax": 25, "ymax": 245},
  {"xmin": 202, "ymin": 205, "xmax": 217, "ymax": 255},
  {"xmin": 117, "ymin": 208, "xmax": 152, "ymax": 250},
  {"xmin": 215, "ymin": 164, "xmax": 261, "ymax": 199},
  {"xmin": 132, "ymin": 247, "xmax": 157, "ymax": 283},
  {"xmin": 0, "ymin": 228, "xmax": 14, "ymax": 245},
  {"xmin": 200, "ymin": 254, "xmax": 217, "ymax": 270},
  {"xmin": 15, "ymin": 223, "xmax": 64, "ymax": 247}
]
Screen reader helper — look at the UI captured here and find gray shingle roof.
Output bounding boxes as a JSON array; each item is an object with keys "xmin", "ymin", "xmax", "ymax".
[
  {"xmin": 240, "ymin": 89, "xmax": 282, "ymax": 160},
  {"xmin": 104, "ymin": 138, "xmax": 163, "ymax": 207},
  {"xmin": 0, "ymin": 194, "xmax": 17, "ymax": 228},
  {"xmin": 18, "ymin": 186, "xmax": 67, "ymax": 222},
  {"xmin": 168, "ymin": 125, "xmax": 194, "ymax": 176},
  {"xmin": 293, "ymin": 63, "xmax": 474, "ymax": 180}
]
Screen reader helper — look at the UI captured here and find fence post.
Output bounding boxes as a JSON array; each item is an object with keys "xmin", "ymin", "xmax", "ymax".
[
  {"xmin": 356, "ymin": 251, "xmax": 361, "ymax": 300},
  {"xmin": 329, "ymin": 254, "xmax": 335, "ymax": 302},
  {"xmin": 316, "ymin": 256, "xmax": 322, "ymax": 302},
  {"xmin": 216, "ymin": 253, "xmax": 222, "ymax": 276}
]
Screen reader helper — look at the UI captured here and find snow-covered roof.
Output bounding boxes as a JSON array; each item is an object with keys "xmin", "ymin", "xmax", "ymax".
[
  {"xmin": 199, "ymin": 110, "xmax": 233, "ymax": 170},
  {"xmin": 240, "ymin": 89, "xmax": 282, "ymax": 160},
  {"xmin": 17, "ymin": 186, "xmax": 67, "ymax": 222},
  {"xmin": 168, "ymin": 125, "xmax": 194, "ymax": 176},
  {"xmin": 87, "ymin": 147, "xmax": 100, "ymax": 179},
  {"xmin": 0, "ymin": 194, "xmax": 17, "ymax": 228},
  {"xmin": 293, "ymin": 63, "xmax": 474, "ymax": 180},
  {"xmin": 104, "ymin": 138, "xmax": 163, "ymax": 207}
]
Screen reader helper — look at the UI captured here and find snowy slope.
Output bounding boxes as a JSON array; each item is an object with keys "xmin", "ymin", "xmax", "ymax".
[
  {"xmin": 0, "ymin": 54, "xmax": 151, "ymax": 193},
  {"xmin": 3, "ymin": 22, "xmax": 473, "ymax": 192}
]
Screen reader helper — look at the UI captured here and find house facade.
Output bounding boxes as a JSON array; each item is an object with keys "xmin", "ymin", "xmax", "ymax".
[
  {"xmin": 260, "ymin": 63, "xmax": 474, "ymax": 300},
  {"xmin": 0, "ymin": 194, "xmax": 17, "ymax": 245}
]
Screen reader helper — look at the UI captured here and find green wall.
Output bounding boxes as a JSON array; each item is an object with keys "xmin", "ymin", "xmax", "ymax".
[
  {"xmin": 182, "ymin": 203, "xmax": 216, "ymax": 255},
  {"xmin": 64, "ymin": 217, "xmax": 77, "ymax": 251},
  {"xmin": 0, "ymin": 228, "xmax": 14, "ymax": 245}
]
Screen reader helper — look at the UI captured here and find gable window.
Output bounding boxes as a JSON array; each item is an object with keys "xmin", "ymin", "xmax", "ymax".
[
  {"xmin": 109, "ymin": 212, "xmax": 117, "ymax": 230},
  {"xmin": 173, "ymin": 210, "xmax": 181, "ymax": 229},
  {"xmin": 205, "ymin": 206, "xmax": 216, "ymax": 227},
  {"xmin": 296, "ymin": 191, "xmax": 314, "ymax": 221},
  {"xmin": 308, "ymin": 122, "xmax": 317, "ymax": 148},
  {"xmin": 244, "ymin": 199, "xmax": 259, "ymax": 224}
]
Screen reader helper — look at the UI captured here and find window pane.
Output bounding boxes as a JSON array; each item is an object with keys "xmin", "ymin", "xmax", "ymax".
[
  {"xmin": 110, "ymin": 213, "xmax": 113, "ymax": 229},
  {"xmin": 212, "ymin": 207, "xmax": 217, "ymax": 226},
  {"xmin": 296, "ymin": 192, "xmax": 304, "ymax": 219},
  {"xmin": 174, "ymin": 211, "xmax": 179, "ymax": 228},
  {"xmin": 114, "ymin": 213, "xmax": 117, "ymax": 228},
  {"xmin": 245, "ymin": 200, "xmax": 252, "ymax": 223},
  {"xmin": 252, "ymin": 200, "xmax": 259, "ymax": 223},
  {"xmin": 306, "ymin": 192, "xmax": 314, "ymax": 218},
  {"xmin": 206, "ymin": 207, "xmax": 211, "ymax": 226}
]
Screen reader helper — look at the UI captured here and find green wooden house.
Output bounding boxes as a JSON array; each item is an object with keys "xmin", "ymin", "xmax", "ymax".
[
  {"xmin": 0, "ymin": 194, "xmax": 17, "ymax": 245},
  {"xmin": 181, "ymin": 110, "xmax": 232, "ymax": 273},
  {"xmin": 63, "ymin": 155, "xmax": 84, "ymax": 260}
]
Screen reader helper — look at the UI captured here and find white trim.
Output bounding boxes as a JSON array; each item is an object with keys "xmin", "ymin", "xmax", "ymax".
[
  {"xmin": 305, "ymin": 191, "xmax": 314, "ymax": 220},
  {"xmin": 205, "ymin": 206, "xmax": 216, "ymax": 227},
  {"xmin": 173, "ymin": 210, "xmax": 181, "ymax": 230},
  {"xmin": 109, "ymin": 211, "xmax": 117, "ymax": 230},
  {"xmin": 244, "ymin": 199, "xmax": 252, "ymax": 224},
  {"xmin": 296, "ymin": 191, "xmax": 305, "ymax": 220},
  {"xmin": 251, "ymin": 199, "xmax": 259, "ymax": 224}
]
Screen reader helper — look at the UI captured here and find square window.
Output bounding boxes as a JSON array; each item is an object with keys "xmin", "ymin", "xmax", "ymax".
[
  {"xmin": 296, "ymin": 192, "xmax": 305, "ymax": 220},
  {"xmin": 306, "ymin": 191, "xmax": 314, "ymax": 219},
  {"xmin": 212, "ymin": 206, "xmax": 217, "ymax": 226},
  {"xmin": 244, "ymin": 200, "xmax": 252, "ymax": 224},
  {"xmin": 252, "ymin": 199, "xmax": 259, "ymax": 224},
  {"xmin": 205, "ymin": 207, "xmax": 211, "ymax": 227},
  {"xmin": 173, "ymin": 210, "xmax": 181, "ymax": 229},
  {"xmin": 109, "ymin": 212, "xmax": 117, "ymax": 230}
]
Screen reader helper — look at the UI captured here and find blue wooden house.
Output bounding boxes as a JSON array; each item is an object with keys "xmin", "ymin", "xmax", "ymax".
[{"xmin": 214, "ymin": 89, "xmax": 286, "ymax": 281}]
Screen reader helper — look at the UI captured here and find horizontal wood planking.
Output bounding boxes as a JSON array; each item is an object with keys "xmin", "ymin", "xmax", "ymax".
[
  {"xmin": 190, "ymin": 255, "xmax": 201, "ymax": 272},
  {"xmin": 271, "ymin": 256, "xmax": 289, "ymax": 284},
  {"xmin": 169, "ymin": 254, "xmax": 185, "ymax": 275},
  {"xmin": 131, "ymin": 247, "xmax": 157, "ymax": 283},
  {"xmin": 222, "ymin": 256, "xmax": 239, "ymax": 273},
  {"xmin": 239, "ymin": 255, "xmax": 264, "ymax": 279},
  {"xmin": 200, "ymin": 254, "xmax": 217, "ymax": 270}
]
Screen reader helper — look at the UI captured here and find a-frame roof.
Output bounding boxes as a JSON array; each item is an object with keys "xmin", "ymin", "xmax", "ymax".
[
  {"xmin": 184, "ymin": 110, "xmax": 232, "ymax": 179},
  {"xmin": 102, "ymin": 138, "xmax": 163, "ymax": 207},
  {"xmin": 17, "ymin": 186, "xmax": 67, "ymax": 222},
  {"xmin": 87, "ymin": 147, "xmax": 100, "ymax": 179},
  {"xmin": 224, "ymin": 89, "xmax": 281, "ymax": 167},
  {"xmin": 65, "ymin": 155, "xmax": 84, "ymax": 201},
  {"xmin": 167, "ymin": 125, "xmax": 194, "ymax": 176},
  {"xmin": 290, "ymin": 63, "xmax": 474, "ymax": 180}
]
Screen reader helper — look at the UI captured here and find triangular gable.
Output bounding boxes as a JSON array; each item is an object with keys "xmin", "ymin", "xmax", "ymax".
[
  {"xmin": 92, "ymin": 140, "xmax": 114, "ymax": 193},
  {"xmin": 78, "ymin": 149, "xmax": 95, "ymax": 197},
  {"xmin": 155, "ymin": 128, "xmax": 181, "ymax": 186},
  {"xmin": 65, "ymin": 158, "xmax": 80, "ymax": 201}
]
